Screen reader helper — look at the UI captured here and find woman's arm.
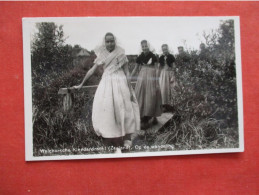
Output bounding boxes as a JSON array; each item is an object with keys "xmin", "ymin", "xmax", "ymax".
[
  {"xmin": 155, "ymin": 62, "xmax": 161, "ymax": 78},
  {"xmin": 74, "ymin": 63, "xmax": 100, "ymax": 89},
  {"xmin": 130, "ymin": 63, "xmax": 139, "ymax": 79},
  {"xmin": 123, "ymin": 63, "xmax": 136, "ymax": 102},
  {"xmin": 158, "ymin": 62, "xmax": 162, "ymax": 70},
  {"xmin": 122, "ymin": 63, "xmax": 132, "ymax": 90},
  {"xmin": 158, "ymin": 57, "xmax": 163, "ymax": 71},
  {"xmin": 172, "ymin": 61, "xmax": 176, "ymax": 69}
]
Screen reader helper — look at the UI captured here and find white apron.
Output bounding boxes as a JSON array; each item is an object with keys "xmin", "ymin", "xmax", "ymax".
[{"xmin": 92, "ymin": 46, "xmax": 140, "ymax": 138}]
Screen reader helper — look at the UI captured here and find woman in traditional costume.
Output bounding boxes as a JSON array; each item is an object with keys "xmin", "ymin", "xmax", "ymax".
[
  {"xmin": 159, "ymin": 44, "xmax": 176, "ymax": 112},
  {"xmin": 131, "ymin": 40, "xmax": 162, "ymax": 129},
  {"xmin": 74, "ymin": 33, "xmax": 140, "ymax": 153}
]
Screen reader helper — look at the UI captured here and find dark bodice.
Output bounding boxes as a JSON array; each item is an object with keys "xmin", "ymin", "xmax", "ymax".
[
  {"xmin": 159, "ymin": 54, "xmax": 175, "ymax": 67},
  {"xmin": 136, "ymin": 52, "xmax": 158, "ymax": 66}
]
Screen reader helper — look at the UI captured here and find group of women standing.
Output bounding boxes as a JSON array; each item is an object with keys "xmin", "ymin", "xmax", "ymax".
[{"xmin": 74, "ymin": 33, "xmax": 176, "ymax": 153}]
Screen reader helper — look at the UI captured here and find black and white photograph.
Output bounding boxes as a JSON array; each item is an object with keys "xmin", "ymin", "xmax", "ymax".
[{"xmin": 23, "ymin": 17, "xmax": 243, "ymax": 161}]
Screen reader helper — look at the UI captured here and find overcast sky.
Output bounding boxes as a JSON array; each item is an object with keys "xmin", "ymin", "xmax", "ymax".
[{"xmin": 30, "ymin": 17, "xmax": 228, "ymax": 55}]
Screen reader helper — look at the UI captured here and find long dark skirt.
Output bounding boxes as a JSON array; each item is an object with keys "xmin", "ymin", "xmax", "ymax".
[
  {"xmin": 159, "ymin": 69, "xmax": 174, "ymax": 105},
  {"xmin": 135, "ymin": 66, "xmax": 162, "ymax": 118}
]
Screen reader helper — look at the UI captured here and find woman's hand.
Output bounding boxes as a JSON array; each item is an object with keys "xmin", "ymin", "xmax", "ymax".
[
  {"xmin": 96, "ymin": 61, "xmax": 105, "ymax": 66},
  {"xmin": 170, "ymin": 74, "xmax": 176, "ymax": 83},
  {"xmin": 130, "ymin": 93, "xmax": 136, "ymax": 103},
  {"xmin": 172, "ymin": 81, "xmax": 178, "ymax": 88},
  {"xmin": 73, "ymin": 84, "xmax": 83, "ymax": 90},
  {"xmin": 128, "ymin": 87, "xmax": 136, "ymax": 103}
]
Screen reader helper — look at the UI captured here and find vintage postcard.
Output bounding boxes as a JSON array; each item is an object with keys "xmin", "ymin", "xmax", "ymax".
[{"xmin": 23, "ymin": 16, "xmax": 244, "ymax": 161}]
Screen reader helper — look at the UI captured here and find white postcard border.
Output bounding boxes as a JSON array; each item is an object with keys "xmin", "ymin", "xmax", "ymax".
[{"xmin": 23, "ymin": 16, "xmax": 244, "ymax": 161}]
